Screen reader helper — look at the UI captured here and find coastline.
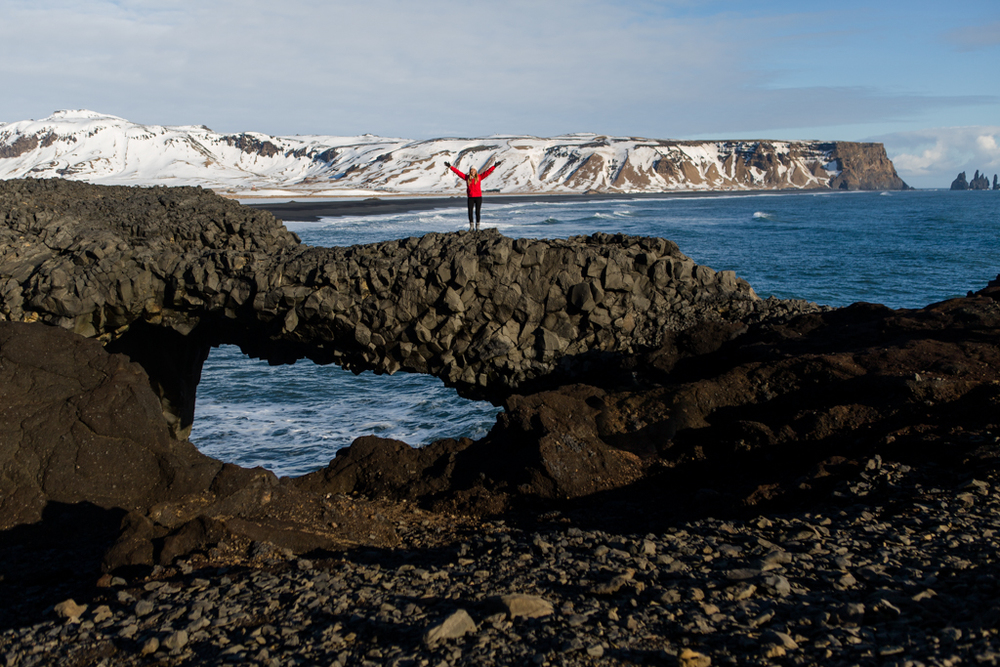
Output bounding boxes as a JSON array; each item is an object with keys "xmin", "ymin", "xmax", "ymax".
[{"xmin": 246, "ymin": 190, "xmax": 819, "ymax": 222}]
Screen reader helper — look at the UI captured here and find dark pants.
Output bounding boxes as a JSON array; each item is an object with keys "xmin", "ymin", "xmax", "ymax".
[{"xmin": 467, "ymin": 197, "xmax": 482, "ymax": 224}]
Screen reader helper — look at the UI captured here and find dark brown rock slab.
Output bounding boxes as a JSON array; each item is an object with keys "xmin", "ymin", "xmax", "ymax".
[
  {"xmin": 0, "ymin": 320, "xmax": 405, "ymax": 576},
  {"xmin": 481, "ymin": 385, "xmax": 646, "ymax": 500},
  {"xmin": 295, "ymin": 435, "xmax": 474, "ymax": 501},
  {"xmin": 296, "ymin": 384, "xmax": 646, "ymax": 514},
  {"xmin": 0, "ymin": 321, "xmax": 221, "ymax": 530}
]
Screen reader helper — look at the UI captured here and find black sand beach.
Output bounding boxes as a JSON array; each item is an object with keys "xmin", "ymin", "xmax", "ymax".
[{"xmin": 246, "ymin": 191, "xmax": 788, "ymax": 222}]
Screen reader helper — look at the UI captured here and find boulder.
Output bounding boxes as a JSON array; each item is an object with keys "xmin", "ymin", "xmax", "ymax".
[
  {"xmin": 0, "ymin": 321, "xmax": 221, "ymax": 530},
  {"xmin": 0, "ymin": 320, "xmax": 403, "ymax": 577}
]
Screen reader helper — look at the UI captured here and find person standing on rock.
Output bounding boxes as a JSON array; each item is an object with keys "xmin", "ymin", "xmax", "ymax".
[{"xmin": 445, "ymin": 158, "xmax": 502, "ymax": 231}]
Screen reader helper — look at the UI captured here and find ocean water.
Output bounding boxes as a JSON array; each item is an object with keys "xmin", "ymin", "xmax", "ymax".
[{"xmin": 191, "ymin": 190, "xmax": 1000, "ymax": 476}]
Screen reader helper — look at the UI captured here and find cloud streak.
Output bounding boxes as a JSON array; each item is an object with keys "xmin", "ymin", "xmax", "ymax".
[{"xmin": 1, "ymin": 1, "xmax": 999, "ymax": 150}]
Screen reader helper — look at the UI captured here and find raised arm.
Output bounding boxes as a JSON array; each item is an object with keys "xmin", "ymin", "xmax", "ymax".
[
  {"xmin": 448, "ymin": 164, "xmax": 467, "ymax": 180},
  {"xmin": 480, "ymin": 159, "xmax": 503, "ymax": 180}
]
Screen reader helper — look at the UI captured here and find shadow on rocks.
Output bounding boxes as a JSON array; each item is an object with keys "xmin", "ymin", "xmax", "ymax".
[{"xmin": 0, "ymin": 501, "xmax": 126, "ymax": 631}]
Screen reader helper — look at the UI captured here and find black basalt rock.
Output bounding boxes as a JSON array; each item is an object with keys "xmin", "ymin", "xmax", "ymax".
[
  {"xmin": 953, "ymin": 170, "xmax": 995, "ymax": 190},
  {"xmin": 4, "ymin": 178, "xmax": 1000, "ymax": 577},
  {"xmin": 970, "ymin": 170, "xmax": 991, "ymax": 190},
  {"xmin": 1, "ymin": 178, "xmax": 780, "ymax": 438}
]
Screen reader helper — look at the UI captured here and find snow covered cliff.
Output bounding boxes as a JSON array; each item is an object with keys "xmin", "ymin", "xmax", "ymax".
[{"xmin": 0, "ymin": 110, "xmax": 909, "ymax": 196}]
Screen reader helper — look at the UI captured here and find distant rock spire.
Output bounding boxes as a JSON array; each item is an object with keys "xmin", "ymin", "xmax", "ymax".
[{"xmin": 951, "ymin": 170, "xmax": 994, "ymax": 190}]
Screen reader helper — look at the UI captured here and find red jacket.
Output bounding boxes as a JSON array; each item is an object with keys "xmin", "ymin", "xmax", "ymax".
[{"xmin": 450, "ymin": 164, "xmax": 497, "ymax": 197}]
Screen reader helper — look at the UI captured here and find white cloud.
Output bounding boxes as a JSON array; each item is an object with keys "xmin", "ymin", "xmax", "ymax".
[
  {"xmin": 874, "ymin": 126, "xmax": 1000, "ymax": 188},
  {"xmin": 976, "ymin": 134, "xmax": 999, "ymax": 154}
]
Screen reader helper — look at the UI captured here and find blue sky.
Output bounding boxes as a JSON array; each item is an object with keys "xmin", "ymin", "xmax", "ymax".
[{"xmin": 1, "ymin": 0, "xmax": 998, "ymax": 187}]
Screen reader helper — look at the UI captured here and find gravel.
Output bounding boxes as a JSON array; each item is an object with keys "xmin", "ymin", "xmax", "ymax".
[{"xmin": 3, "ymin": 459, "xmax": 1000, "ymax": 666}]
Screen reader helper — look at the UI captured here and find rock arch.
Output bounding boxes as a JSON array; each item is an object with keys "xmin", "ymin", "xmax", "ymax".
[{"xmin": 2, "ymin": 179, "xmax": 762, "ymax": 438}]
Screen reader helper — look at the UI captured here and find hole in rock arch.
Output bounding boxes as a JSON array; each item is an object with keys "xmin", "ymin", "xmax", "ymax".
[{"xmin": 190, "ymin": 345, "xmax": 504, "ymax": 478}]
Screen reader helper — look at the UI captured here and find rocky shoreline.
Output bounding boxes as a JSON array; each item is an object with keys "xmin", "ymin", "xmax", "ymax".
[
  {"xmin": 4, "ymin": 457, "xmax": 1000, "ymax": 666},
  {"xmin": 3, "ymin": 179, "xmax": 1000, "ymax": 666}
]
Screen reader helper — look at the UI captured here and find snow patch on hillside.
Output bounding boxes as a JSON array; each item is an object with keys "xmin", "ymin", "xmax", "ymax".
[{"xmin": 0, "ymin": 110, "xmax": 847, "ymax": 197}]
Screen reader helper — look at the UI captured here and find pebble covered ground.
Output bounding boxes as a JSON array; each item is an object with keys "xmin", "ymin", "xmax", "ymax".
[{"xmin": 3, "ymin": 458, "xmax": 1000, "ymax": 667}]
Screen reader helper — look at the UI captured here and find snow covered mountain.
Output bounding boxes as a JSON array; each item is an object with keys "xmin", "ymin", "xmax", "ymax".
[{"xmin": 0, "ymin": 110, "xmax": 908, "ymax": 197}]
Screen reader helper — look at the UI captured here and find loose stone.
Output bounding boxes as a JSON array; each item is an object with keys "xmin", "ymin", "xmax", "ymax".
[{"xmin": 423, "ymin": 609, "xmax": 477, "ymax": 644}]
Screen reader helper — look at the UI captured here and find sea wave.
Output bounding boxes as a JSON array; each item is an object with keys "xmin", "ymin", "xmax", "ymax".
[{"xmin": 192, "ymin": 347, "xmax": 502, "ymax": 476}]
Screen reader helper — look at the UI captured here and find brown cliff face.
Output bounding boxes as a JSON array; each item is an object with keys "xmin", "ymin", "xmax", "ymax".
[
  {"xmin": 587, "ymin": 139, "xmax": 910, "ymax": 193},
  {"xmin": 824, "ymin": 142, "xmax": 910, "ymax": 191}
]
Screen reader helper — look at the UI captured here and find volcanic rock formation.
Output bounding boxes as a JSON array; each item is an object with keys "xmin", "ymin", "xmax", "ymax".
[
  {"xmin": 951, "ymin": 170, "xmax": 997, "ymax": 190},
  {"xmin": 301, "ymin": 279, "xmax": 1000, "ymax": 518},
  {"xmin": 0, "ymin": 321, "xmax": 220, "ymax": 530},
  {"xmin": 3, "ymin": 177, "xmax": 1000, "ymax": 582},
  {"xmin": 970, "ymin": 170, "xmax": 992, "ymax": 190},
  {"xmin": 0, "ymin": 319, "xmax": 407, "ymax": 575},
  {"xmin": 1, "ymin": 178, "xmax": 776, "ymax": 439}
]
